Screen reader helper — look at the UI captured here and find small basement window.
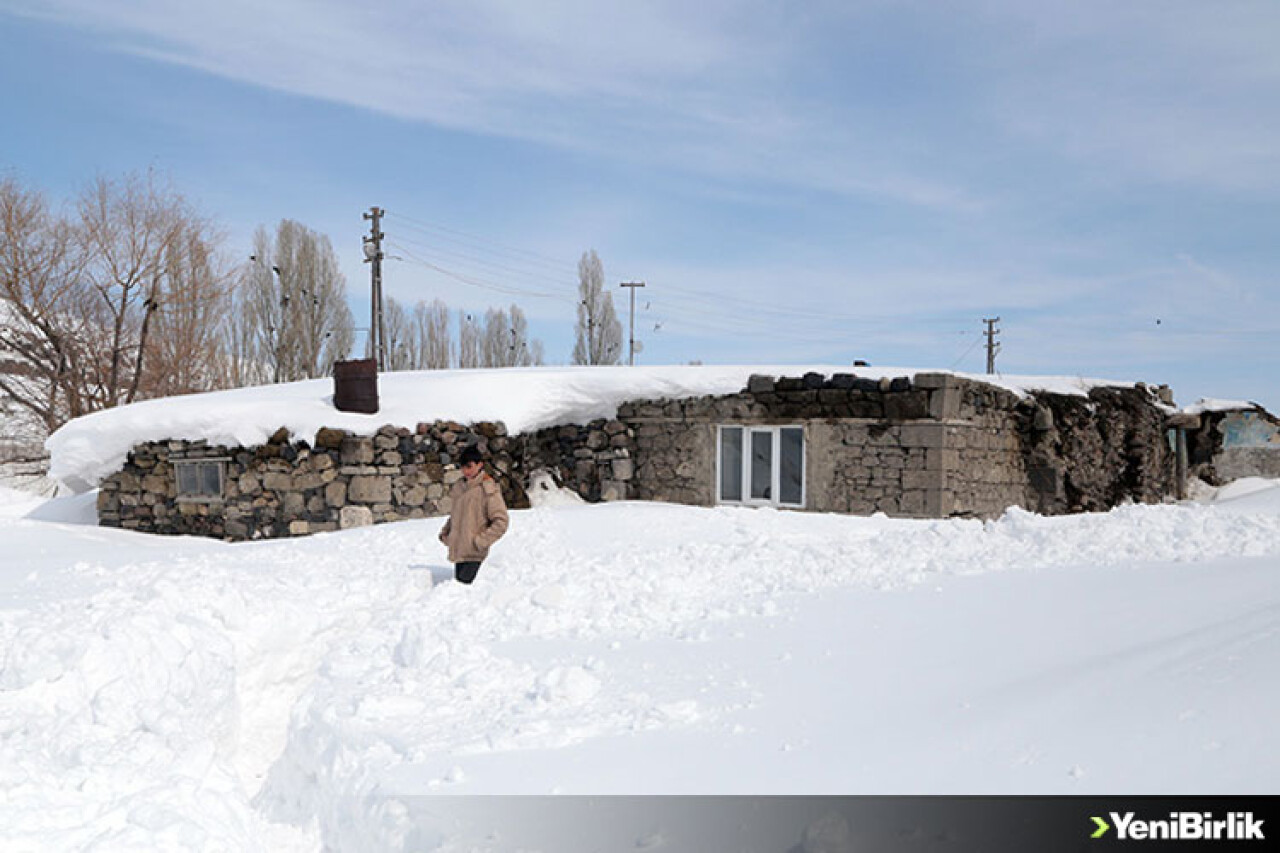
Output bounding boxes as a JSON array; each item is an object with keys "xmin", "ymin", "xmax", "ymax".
[
  {"xmin": 175, "ymin": 459, "xmax": 226, "ymax": 501},
  {"xmin": 717, "ymin": 425, "xmax": 805, "ymax": 508}
]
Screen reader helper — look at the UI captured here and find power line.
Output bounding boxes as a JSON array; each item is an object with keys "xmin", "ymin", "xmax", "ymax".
[
  {"xmin": 387, "ymin": 241, "xmax": 566, "ymax": 300},
  {"xmin": 948, "ymin": 331, "xmax": 984, "ymax": 370},
  {"xmin": 386, "ymin": 231, "xmax": 577, "ymax": 295},
  {"xmin": 385, "ymin": 212, "xmax": 578, "ymax": 277}
]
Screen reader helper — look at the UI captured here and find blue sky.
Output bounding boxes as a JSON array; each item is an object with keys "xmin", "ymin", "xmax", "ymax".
[{"xmin": 2, "ymin": 0, "xmax": 1278, "ymax": 410}]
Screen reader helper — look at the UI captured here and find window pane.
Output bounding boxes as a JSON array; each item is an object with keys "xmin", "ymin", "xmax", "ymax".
[
  {"xmin": 176, "ymin": 463, "xmax": 198, "ymax": 495},
  {"xmin": 199, "ymin": 462, "xmax": 222, "ymax": 497},
  {"xmin": 719, "ymin": 427, "xmax": 743, "ymax": 502},
  {"xmin": 750, "ymin": 430, "xmax": 772, "ymax": 500},
  {"xmin": 780, "ymin": 427, "xmax": 804, "ymax": 506}
]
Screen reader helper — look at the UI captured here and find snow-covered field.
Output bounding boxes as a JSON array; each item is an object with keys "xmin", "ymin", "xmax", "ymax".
[{"xmin": 2, "ymin": 477, "xmax": 1278, "ymax": 851}]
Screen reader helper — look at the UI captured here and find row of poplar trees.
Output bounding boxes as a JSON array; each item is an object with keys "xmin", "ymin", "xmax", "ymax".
[{"xmin": 0, "ymin": 171, "xmax": 624, "ymax": 437}]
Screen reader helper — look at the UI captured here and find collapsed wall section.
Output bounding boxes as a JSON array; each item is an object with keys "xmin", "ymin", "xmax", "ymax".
[
  {"xmin": 1018, "ymin": 385, "xmax": 1177, "ymax": 514},
  {"xmin": 1186, "ymin": 406, "xmax": 1280, "ymax": 485}
]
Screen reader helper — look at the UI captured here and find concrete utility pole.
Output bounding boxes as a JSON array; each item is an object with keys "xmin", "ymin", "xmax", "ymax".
[
  {"xmin": 983, "ymin": 317, "xmax": 1001, "ymax": 375},
  {"xmin": 620, "ymin": 281, "xmax": 646, "ymax": 366},
  {"xmin": 362, "ymin": 206, "xmax": 386, "ymax": 370}
]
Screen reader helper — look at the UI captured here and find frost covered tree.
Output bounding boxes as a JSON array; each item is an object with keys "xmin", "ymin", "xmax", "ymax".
[{"xmin": 572, "ymin": 249, "xmax": 621, "ymax": 365}]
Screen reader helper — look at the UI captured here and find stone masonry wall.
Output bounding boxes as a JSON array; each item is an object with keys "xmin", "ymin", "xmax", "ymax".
[
  {"xmin": 617, "ymin": 371, "xmax": 980, "ymax": 514},
  {"xmin": 1017, "ymin": 385, "xmax": 1177, "ymax": 514},
  {"xmin": 617, "ymin": 371, "xmax": 1177, "ymax": 519},
  {"xmin": 95, "ymin": 372, "xmax": 1184, "ymax": 539},
  {"xmin": 98, "ymin": 421, "xmax": 526, "ymax": 540},
  {"xmin": 523, "ymin": 419, "xmax": 637, "ymax": 502}
]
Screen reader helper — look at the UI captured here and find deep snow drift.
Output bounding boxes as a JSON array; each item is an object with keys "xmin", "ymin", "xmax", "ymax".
[{"xmin": 1, "ymin": 478, "xmax": 1278, "ymax": 851}]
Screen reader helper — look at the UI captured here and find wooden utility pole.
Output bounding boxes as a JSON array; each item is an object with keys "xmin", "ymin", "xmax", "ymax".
[
  {"xmin": 983, "ymin": 317, "xmax": 1001, "ymax": 374},
  {"xmin": 620, "ymin": 281, "xmax": 646, "ymax": 366},
  {"xmin": 363, "ymin": 206, "xmax": 386, "ymax": 370}
]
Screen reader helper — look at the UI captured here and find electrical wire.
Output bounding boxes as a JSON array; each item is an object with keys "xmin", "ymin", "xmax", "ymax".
[
  {"xmin": 385, "ymin": 212, "xmax": 579, "ymax": 278},
  {"xmin": 387, "ymin": 241, "xmax": 567, "ymax": 300}
]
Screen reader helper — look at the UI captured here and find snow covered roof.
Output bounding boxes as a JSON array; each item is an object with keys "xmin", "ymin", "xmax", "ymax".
[
  {"xmin": 1180, "ymin": 398, "xmax": 1263, "ymax": 415},
  {"xmin": 46, "ymin": 364, "xmax": 1140, "ymax": 491}
]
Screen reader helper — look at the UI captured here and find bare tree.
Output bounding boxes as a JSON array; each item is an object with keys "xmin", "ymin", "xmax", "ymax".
[
  {"xmin": 1, "ymin": 172, "xmax": 232, "ymax": 433},
  {"xmin": 457, "ymin": 311, "xmax": 481, "ymax": 368},
  {"xmin": 0, "ymin": 176, "xmax": 85, "ymax": 431},
  {"xmin": 238, "ymin": 220, "xmax": 354, "ymax": 382},
  {"xmin": 509, "ymin": 305, "xmax": 544, "ymax": 366},
  {"xmin": 221, "ymin": 262, "xmax": 272, "ymax": 389},
  {"xmin": 475, "ymin": 303, "xmax": 546, "ymax": 368},
  {"xmin": 413, "ymin": 298, "xmax": 452, "ymax": 369},
  {"xmin": 382, "ymin": 297, "xmax": 414, "ymax": 371},
  {"xmin": 480, "ymin": 306, "xmax": 510, "ymax": 368},
  {"xmin": 75, "ymin": 172, "xmax": 208, "ymax": 408},
  {"xmin": 145, "ymin": 220, "xmax": 237, "ymax": 397},
  {"xmin": 487, "ymin": 304, "xmax": 542, "ymax": 367},
  {"xmin": 572, "ymin": 249, "xmax": 621, "ymax": 365}
]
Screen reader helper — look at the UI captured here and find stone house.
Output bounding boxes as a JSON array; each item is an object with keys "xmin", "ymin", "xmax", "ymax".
[{"xmin": 92, "ymin": 369, "xmax": 1221, "ymax": 541}]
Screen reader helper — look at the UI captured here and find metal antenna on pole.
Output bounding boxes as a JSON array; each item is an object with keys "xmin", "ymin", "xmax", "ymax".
[{"xmin": 620, "ymin": 281, "xmax": 646, "ymax": 366}]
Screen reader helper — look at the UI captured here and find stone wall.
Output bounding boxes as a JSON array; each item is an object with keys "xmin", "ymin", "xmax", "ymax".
[
  {"xmin": 1019, "ymin": 385, "xmax": 1177, "ymax": 514},
  {"xmin": 617, "ymin": 371, "xmax": 1178, "ymax": 519},
  {"xmin": 98, "ymin": 421, "xmax": 525, "ymax": 540},
  {"xmin": 523, "ymin": 419, "xmax": 637, "ymax": 502},
  {"xmin": 95, "ymin": 371, "xmax": 1188, "ymax": 540},
  {"xmin": 615, "ymin": 371, "xmax": 1031, "ymax": 516}
]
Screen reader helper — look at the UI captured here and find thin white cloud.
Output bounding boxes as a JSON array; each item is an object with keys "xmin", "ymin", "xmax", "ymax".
[
  {"xmin": 1, "ymin": 0, "xmax": 982, "ymax": 211},
  {"xmin": 972, "ymin": 0, "xmax": 1280, "ymax": 191}
]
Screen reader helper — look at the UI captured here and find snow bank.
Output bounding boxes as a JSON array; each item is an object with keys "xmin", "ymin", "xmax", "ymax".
[
  {"xmin": 0, "ymin": 485, "xmax": 46, "ymax": 519},
  {"xmin": 46, "ymin": 364, "xmax": 1139, "ymax": 491}
]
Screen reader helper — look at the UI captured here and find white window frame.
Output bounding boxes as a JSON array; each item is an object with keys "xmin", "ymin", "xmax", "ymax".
[
  {"xmin": 174, "ymin": 458, "xmax": 227, "ymax": 503},
  {"xmin": 716, "ymin": 425, "xmax": 805, "ymax": 508}
]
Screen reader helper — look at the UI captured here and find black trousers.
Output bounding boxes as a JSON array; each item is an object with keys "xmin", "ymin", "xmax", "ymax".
[{"xmin": 454, "ymin": 561, "xmax": 482, "ymax": 584}]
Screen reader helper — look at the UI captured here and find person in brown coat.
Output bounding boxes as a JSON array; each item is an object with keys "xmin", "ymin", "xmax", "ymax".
[{"xmin": 438, "ymin": 444, "xmax": 509, "ymax": 584}]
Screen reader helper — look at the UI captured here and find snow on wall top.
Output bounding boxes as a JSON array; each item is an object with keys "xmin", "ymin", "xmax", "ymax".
[
  {"xmin": 1181, "ymin": 398, "xmax": 1261, "ymax": 415},
  {"xmin": 45, "ymin": 364, "xmax": 1137, "ymax": 491}
]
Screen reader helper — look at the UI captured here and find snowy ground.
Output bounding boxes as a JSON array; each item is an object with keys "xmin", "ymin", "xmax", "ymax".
[{"xmin": 1, "ymin": 477, "xmax": 1278, "ymax": 851}]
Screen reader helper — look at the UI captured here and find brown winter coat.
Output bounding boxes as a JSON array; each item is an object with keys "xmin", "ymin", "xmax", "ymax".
[{"xmin": 438, "ymin": 472, "xmax": 509, "ymax": 563}]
